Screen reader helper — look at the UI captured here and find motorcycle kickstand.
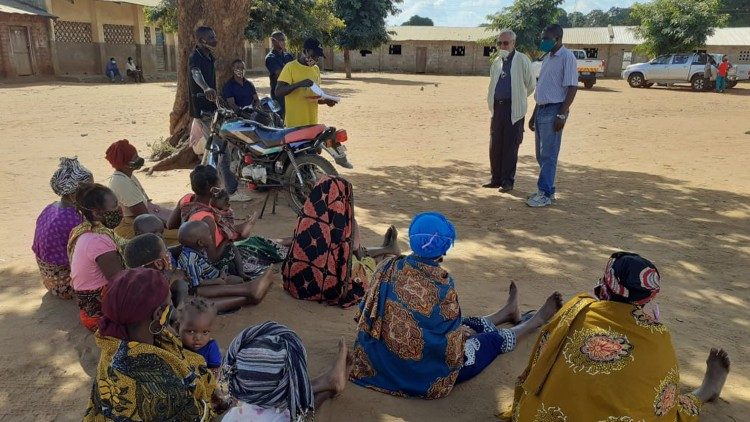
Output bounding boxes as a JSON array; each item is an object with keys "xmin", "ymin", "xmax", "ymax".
[{"xmin": 259, "ymin": 189, "xmax": 278, "ymax": 219}]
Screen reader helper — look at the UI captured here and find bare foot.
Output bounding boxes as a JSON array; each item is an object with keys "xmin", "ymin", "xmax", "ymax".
[
  {"xmin": 325, "ymin": 338, "xmax": 349, "ymax": 397},
  {"xmin": 527, "ymin": 292, "xmax": 563, "ymax": 329},
  {"xmin": 382, "ymin": 225, "xmax": 396, "ymax": 247},
  {"xmin": 382, "ymin": 225, "xmax": 401, "ymax": 255},
  {"xmin": 694, "ymin": 348, "xmax": 730, "ymax": 402},
  {"xmin": 487, "ymin": 282, "xmax": 520, "ymax": 325}
]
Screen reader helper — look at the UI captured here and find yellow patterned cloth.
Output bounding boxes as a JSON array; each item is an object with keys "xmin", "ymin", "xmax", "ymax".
[
  {"xmin": 67, "ymin": 220, "xmax": 127, "ymax": 261},
  {"xmin": 503, "ymin": 293, "xmax": 701, "ymax": 421},
  {"xmin": 84, "ymin": 330, "xmax": 216, "ymax": 421}
]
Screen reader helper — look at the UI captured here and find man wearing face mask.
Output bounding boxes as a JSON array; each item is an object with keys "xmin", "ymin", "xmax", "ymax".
[
  {"xmin": 275, "ymin": 38, "xmax": 337, "ymax": 128},
  {"xmin": 106, "ymin": 139, "xmax": 178, "ymax": 242},
  {"xmin": 265, "ymin": 31, "xmax": 294, "ymax": 119},
  {"xmin": 527, "ymin": 24, "xmax": 578, "ymax": 208},
  {"xmin": 484, "ymin": 29, "xmax": 535, "ymax": 193},
  {"xmin": 187, "ymin": 26, "xmax": 219, "ymax": 157},
  {"xmin": 106, "ymin": 57, "xmax": 124, "ymax": 83}
]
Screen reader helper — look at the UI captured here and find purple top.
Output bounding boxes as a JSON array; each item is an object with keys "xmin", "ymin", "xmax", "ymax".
[{"xmin": 32, "ymin": 203, "xmax": 83, "ymax": 266}]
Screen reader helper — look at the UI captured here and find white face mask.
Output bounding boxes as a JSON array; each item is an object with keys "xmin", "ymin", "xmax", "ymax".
[{"xmin": 498, "ymin": 49, "xmax": 510, "ymax": 59}]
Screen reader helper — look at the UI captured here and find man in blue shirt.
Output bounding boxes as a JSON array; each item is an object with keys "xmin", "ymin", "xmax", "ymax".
[
  {"xmin": 527, "ymin": 24, "xmax": 578, "ymax": 208},
  {"xmin": 222, "ymin": 59, "xmax": 259, "ymax": 110},
  {"xmin": 265, "ymin": 31, "xmax": 294, "ymax": 119},
  {"xmin": 106, "ymin": 57, "xmax": 124, "ymax": 82}
]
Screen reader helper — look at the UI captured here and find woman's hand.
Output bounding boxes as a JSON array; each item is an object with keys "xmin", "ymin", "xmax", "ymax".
[{"xmin": 459, "ymin": 325, "xmax": 476, "ymax": 340}]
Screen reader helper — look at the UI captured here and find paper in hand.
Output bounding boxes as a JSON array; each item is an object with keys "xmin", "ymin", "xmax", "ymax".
[{"xmin": 310, "ymin": 83, "xmax": 341, "ymax": 103}]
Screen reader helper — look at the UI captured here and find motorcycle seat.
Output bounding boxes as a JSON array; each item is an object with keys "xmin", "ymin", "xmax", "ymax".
[
  {"xmin": 284, "ymin": 124, "xmax": 326, "ymax": 143},
  {"xmin": 253, "ymin": 125, "xmax": 297, "ymax": 147}
]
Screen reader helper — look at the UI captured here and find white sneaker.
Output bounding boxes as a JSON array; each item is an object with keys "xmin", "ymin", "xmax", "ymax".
[
  {"xmin": 229, "ymin": 191, "xmax": 254, "ymax": 202},
  {"xmin": 526, "ymin": 194, "xmax": 553, "ymax": 207}
]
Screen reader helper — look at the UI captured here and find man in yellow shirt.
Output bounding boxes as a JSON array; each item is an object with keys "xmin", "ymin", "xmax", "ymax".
[{"xmin": 275, "ymin": 38, "xmax": 336, "ymax": 127}]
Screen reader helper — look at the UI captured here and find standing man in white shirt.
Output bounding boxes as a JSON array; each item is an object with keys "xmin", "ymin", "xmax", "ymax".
[
  {"xmin": 484, "ymin": 29, "xmax": 536, "ymax": 193},
  {"xmin": 527, "ymin": 24, "xmax": 578, "ymax": 208}
]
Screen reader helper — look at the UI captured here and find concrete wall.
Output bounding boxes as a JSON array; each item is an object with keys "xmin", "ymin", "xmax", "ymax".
[
  {"xmin": 0, "ymin": 13, "xmax": 54, "ymax": 79},
  {"xmin": 331, "ymin": 40, "xmax": 493, "ymax": 75}
]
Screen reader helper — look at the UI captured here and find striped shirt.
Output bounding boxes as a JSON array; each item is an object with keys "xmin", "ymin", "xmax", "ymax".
[
  {"xmin": 534, "ymin": 46, "xmax": 578, "ymax": 105},
  {"xmin": 177, "ymin": 246, "xmax": 219, "ymax": 287}
]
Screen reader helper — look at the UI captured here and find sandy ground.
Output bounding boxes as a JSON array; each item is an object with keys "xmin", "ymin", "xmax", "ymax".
[{"xmin": 0, "ymin": 73, "xmax": 748, "ymax": 421}]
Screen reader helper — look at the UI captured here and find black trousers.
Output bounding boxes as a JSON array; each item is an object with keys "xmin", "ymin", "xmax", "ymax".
[{"xmin": 489, "ymin": 101, "xmax": 524, "ymax": 187}]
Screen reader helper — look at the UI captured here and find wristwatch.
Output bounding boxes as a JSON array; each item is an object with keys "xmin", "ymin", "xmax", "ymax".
[{"xmin": 556, "ymin": 114, "xmax": 567, "ymax": 120}]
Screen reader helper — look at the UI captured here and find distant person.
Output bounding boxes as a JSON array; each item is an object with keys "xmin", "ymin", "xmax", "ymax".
[
  {"xmin": 219, "ymin": 59, "xmax": 258, "ymax": 202},
  {"xmin": 484, "ymin": 29, "xmax": 536, "ymax": 193},
  {"xmin": 187, "ymin": 26, "xmax": 218, "ymax": 158},
  {"xmin": 105, "ymin": 57, "xmax": 123, "ymax": 83},
  {"xmin": 527, "ymin": 24, "xmax": 578, "ymax": 208},
  {"xmin": 703, "ymin": 54, "xmax": 714, "ymax": 90},
  {"xmin": 275, "ymin": 38, "xmax": 337, "ymax": 128},
  {"xmin": 125, "ymin": 56, "xmax": 144, "ymax": 83},
  {"xmin": 265, "ymin": 31, "xmax": 294, "ymax": 119},
  {"xmin": 716, "ymin": 56, "xmax": 731, "ymax": 93}
]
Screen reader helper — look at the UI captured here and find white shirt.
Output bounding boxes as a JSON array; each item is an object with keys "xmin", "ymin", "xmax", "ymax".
[{"xmin": 126, "ymin": 61, "xmax": 137, "ymax": 72}]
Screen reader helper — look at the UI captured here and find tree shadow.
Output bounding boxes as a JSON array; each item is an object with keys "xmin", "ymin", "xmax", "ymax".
[{"xmin": 325, "ymin": 74, "xmax": 441, "ymax": 87}]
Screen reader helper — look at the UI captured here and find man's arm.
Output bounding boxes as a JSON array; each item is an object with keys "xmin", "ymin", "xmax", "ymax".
[
  {"xmin": 558, "ymin": 53, "xmax": 579, "ymax": 115},
  {"xmin": 191, "ymin": 67, "xmax": 217, "ymax": 102},
  {"xmin": 559, "ymin": 86, "xmax": 578, "ymax": 116},
  {"xmin": 275, "ymin": 80, "xmax": 313, "ymax": 98}
]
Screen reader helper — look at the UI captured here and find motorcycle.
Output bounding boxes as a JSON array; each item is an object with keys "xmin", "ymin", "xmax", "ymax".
[{"xmin": 201, "ymin": 95, "xmax": 352, "ymax": 215}]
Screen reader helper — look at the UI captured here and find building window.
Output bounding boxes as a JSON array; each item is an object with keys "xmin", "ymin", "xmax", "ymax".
[
  {"xmin": 359, "ymin": 49, "xmax": 372, "ymax": 57},
  {"xmin": 739, "ymin": 50, "xmax": 750, "ymax": 62},
  {"xmin": 103, "ymin": 24, "xmax": 135, "ymax": 45},
  {"xmin": 583, "ymin": 48, "xmax": 598, "ymax": 59},
  {"xmin": 144, "ymin": 27, "xmax": 152, "ymax": 45},
  {"xmin": 54, "ymin": 21, "xmax": 92, "ymax": 43},
  {"xmin": 451, "ymin": 46, "xmax": 465, "ymax": 57},
  {"xmin": 388, "ymin": 44, "xmax": 402, "ymax": 55},
  {"xmin": 483, "ymin": 46, "xmax": 497, "ymax": 57}
]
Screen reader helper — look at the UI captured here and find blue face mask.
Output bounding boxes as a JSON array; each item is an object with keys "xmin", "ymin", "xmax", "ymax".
[{"xmin": 539, "ymin": 39, "xmax": 556, "ymax": 53}]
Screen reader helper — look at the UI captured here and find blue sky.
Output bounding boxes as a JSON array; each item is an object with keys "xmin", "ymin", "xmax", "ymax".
[{"xmin": 387, "ymin": 0, "xmax": 639, "ymax": 27}]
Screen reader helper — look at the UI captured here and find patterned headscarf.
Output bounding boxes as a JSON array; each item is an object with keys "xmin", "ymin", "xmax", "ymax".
[
  {"xmin": 50, "ymin": 157, "xmax": 93, "ymax": 197},
  {"xmin": 408, "ymin": 212, "xmax": 456, "ymax": 259},
  {"xmin": 595, "ymin": 252, "xmax": 661, "ymax": 305},
  {"xmin": 105, "ymin": 139, "xmax": 137, "ymax": 169},
  {"xmin": 99, "ymin": 268, "xmax": 170, "ymax": 341},
  {"xmin": 221, "ymin": 321, "xmax": 314, "ymax": 421}
]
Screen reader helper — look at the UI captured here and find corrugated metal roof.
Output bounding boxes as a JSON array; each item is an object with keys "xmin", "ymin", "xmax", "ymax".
[
  {"xmin": 100, "ymin": 0, "xmax": 162, "ymax": 6},
  {"xmin": 386, "ymin": 26, "xmax": 750, "ymax": 47},
  {"xmin": 387, "ymin": 26, "xmax": 494, "ymax": 42},
  {"xmin": 0, "ymin": 0, "xmax": 55, "ymax": 17}
]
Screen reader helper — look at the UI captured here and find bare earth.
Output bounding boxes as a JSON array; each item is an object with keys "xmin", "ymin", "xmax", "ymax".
[{"xmin": 0, "ymin": 74, "xmax": 748, "ymax": 421}]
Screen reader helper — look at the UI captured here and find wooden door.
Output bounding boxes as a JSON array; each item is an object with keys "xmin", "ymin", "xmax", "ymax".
[
  {"xmin": 9, "ymin": 27, "xmax": 33, "ymax": 76},
  {"xmin": 416, "ymin": 47, "xmax": 427, "ymax": 74}
]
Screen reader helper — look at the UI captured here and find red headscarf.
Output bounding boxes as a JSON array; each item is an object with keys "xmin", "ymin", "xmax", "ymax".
[
  {"xmin": 105, "ymin": 139, "xmax": 138, "ymax": 169},
  {"xmin": 99, "ymin": 268, "xmax": 170, "ymax": 340}
]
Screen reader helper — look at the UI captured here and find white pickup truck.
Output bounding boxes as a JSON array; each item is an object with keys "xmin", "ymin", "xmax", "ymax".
[
  {"xmin": 531, "ymin": 49, "xmax": 606, "ymax": 89},
  {"xmin": 622, "ymin": 53, "xmax": 750, "ymax": 91}
]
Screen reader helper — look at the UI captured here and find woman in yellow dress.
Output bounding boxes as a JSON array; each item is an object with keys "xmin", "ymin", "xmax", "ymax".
[{"xmin": 503, "ymin": 252, "xmax": 730, "ymax": 421}]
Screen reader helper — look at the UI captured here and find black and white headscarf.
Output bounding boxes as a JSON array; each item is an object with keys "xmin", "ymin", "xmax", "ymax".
[
  {"xmin": 50, "ymin": 157, "xmax": 92, "ymax": 197},
  {"xmin": 221, "ymin": 321, "xmax": 314, "ymax": 421}
]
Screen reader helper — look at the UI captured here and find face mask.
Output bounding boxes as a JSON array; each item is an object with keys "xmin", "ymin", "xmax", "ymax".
[
  {"xmin": 102, "ymin": 209, "xmax": 123, "ymax": 229},
  {"xmin": 304, "ymin": 54, "xmax": 318, "ymax": 66},
  {"xmin": 233, "ymin": 69, "xmax": 244, "ymax": 78},
  {"xmin": 539, "ymin": 39, "xmax": 556, "ymax": 53},
  {"xmin": 498, "ymin": 49, "xmax": 510, "ymax": 59},
  {"xmin": 130, "ymin": 156, "xmax": 145, "ymax": 170}
]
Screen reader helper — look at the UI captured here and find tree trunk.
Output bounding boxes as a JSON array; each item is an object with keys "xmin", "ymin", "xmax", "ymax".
[
  {"xmin": 344, "ymin": 49, "xmax": 352, "ymax": 79},
  {"xmin": 146, "ymin": 0, "xmax": 251, "ymax": 173}
]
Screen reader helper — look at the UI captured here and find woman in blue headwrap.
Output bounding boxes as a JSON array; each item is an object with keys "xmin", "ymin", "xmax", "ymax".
[{"xmin": 350, "ymin": 212, "xmax": 564, "ymax": 399}]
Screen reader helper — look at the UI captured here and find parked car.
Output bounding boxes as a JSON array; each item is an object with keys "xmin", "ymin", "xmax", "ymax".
[
  {"xmin": 622, "ymin": 53, "xmax": 750, "ymax": 91},
  {"xmin": 531, "ymin": 49, "xmax": 606, "ymax": 89}
]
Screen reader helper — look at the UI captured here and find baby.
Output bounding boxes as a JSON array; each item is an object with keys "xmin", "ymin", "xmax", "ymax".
[
  {"xmin": 209, "ymin": 187, "xmax": 257, "ymax": 241},
  {"xmin": 175, "ymin": 297, "xmax": 222, "ymax": 376}
]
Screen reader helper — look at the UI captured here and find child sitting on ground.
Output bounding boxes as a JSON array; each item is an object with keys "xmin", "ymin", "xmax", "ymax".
[
  {"xmin": 208, "ymin": 187, "xmax": 257, "ymax": 241},
  {"xmin": 175, "ymin": 297, "xmax": 222, "ymax": 377},
  {"xmin": 133, "ymin": 214, "xmax": 181, "ymax": 266},
  {"xmin": 123, "ymin": 233, "xmax": 189, "ymax": 307},
  {"xmin": 176, "ymin": 220, "xmax": 275, "ymax": 313}
]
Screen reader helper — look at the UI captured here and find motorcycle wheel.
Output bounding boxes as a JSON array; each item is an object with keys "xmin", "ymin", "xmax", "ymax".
[{"xmin": 284, "ymin": 154, "xmax": 338, "ymax": 215}]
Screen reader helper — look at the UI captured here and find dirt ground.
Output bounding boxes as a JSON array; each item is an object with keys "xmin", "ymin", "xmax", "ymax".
[{"xmin": 0, "ymin": 73, "xmax": 748, "ymax": 421}]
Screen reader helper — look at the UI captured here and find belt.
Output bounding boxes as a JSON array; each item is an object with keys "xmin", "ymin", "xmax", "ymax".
[{"xmin": 537, "ymin": 102, "xmax": 563, "ymax": 109}]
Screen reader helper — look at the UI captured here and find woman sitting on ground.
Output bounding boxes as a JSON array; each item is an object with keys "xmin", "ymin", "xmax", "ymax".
[
  {"xmin": 105, "ymin": 139, "xmax": 177, "ymax": 243},
  {"xmin": 84, "ymin": 268, "xmax": 216, "ymax": 421},
  {"xmin": 68, "ymin": 183, "xmax": 127, "ymax": 331},
  {"xmin": 168, "ymin": 165, "xmax": 287, "ymax": 278},
  {"xmin": 502, "ymin": 252, "xmax": 730, "ymax": 421},
  {"xmin": 350, "ymin": 212, "xmax": 563, "ymax": 399},
  {"xmin": 221, "ymin": 321, "xmax": 350, "ymax": 421},
  {"xmin": 32, "ymin": 157, "xmax": 93, "ymax": 299},
  {"xmin": 282, "ymin": 176, "xmax": 400, "ymax": 308}
]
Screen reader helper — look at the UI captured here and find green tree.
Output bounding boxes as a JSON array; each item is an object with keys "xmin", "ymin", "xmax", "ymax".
[
  {"xmin": 485, "ymin": 0, "xmax": 565, "ymax": 56},
  {"xmin": 722, "ymin": 0, "xmax": 750, "ymax": 26},
  {"xmin": 144, "ymin": 0, "xmax": 177, "ymax": 33},
  {"xmin": 334, "ymin": 0, "xmax": 402, "ymax": 78},
  {"xmin": 567, "ymin": 11, "xmax": 586, "ymax": 27},
  {"xmin": 632, "ymin": 0, "xmax": 728, "ymax": 57},
  {"xmin": 584, "ymin": 9, "xmax": 609, "ymax": 26},
  {"xmin": 607, "ymin": 7, "xmax": 639, "ymax": 25},
  {"xmin": 402, "ymin": 15, "xmax": 434, "ymax": 26},
  {"xmin": 244, "ymin": 0, "xmax": 343, "ymax": 46}
]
